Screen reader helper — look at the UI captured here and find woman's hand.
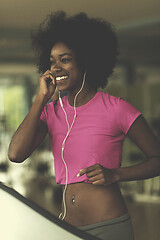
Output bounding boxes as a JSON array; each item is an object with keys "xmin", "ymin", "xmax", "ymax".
[
  {"xmin": 77, "ymin": 164, "xmax": 118, "ymax": 186},
  {"xmin": 38, "ymin": 70, "xmax": 56, "ymax": 102}
]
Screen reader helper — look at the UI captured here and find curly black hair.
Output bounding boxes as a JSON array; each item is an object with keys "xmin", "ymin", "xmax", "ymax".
[{"xmin": 32, "ymin": 11, "xmax": 119, "ymax": 90}]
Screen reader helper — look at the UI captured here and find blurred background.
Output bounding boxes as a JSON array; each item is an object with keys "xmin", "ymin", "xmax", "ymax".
[{"xmin": 0, "ymin": 0, "xmax": 160, "ymax": 239}]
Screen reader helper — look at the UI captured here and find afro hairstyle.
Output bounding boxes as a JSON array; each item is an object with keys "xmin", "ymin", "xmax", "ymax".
[{"xmin": 32, "ymin": 11, "xmax": 119, "ymax": 90}]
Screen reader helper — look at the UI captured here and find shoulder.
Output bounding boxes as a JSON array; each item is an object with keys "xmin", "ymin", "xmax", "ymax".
[
  {"xmin": 41, "ymin": 99, "xmax": 59, "ymax": 119},
  {"xmin": 100, "ymin": 91, "xmax": 138, "ymax": 110},
  {"xmin": 99, "ymin": 91, "xmax": 126, "ymax": 109},
  {"xmin": 42, "ymin": 100, "xmax": 57, "ymax": 114},
  {"xmin": 44, "ymin": 95, "xmax": 67, "ymax": 110},
  {"xmin": 99, "ymin": 91, "xmax": 142, "ymax": 133}
]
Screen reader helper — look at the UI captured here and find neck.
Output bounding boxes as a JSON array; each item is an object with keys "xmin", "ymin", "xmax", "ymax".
[{"xmin": 67, "ymin": 85, "xmax": 97, "ymax": 107}]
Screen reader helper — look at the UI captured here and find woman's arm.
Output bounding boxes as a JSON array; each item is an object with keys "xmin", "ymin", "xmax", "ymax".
[
  {"xmin": 8, "ymin": 70, "xmax": 56, "ymax": 163},
  {"xmin": 114, "ymin": 115, "xmax": 160, "ymax": 182},
  {"xmin": 8, "ymin": 95, "xmax": 47, "ymax": 163},
  {"xmin": 77, "ymin": 115, "xmax": 160, "ymax": 185}
]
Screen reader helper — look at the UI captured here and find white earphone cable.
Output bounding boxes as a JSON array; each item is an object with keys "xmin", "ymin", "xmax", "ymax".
[{"xmin": 58, "ymin": 73, "xmax": 86, "ymax": 220}]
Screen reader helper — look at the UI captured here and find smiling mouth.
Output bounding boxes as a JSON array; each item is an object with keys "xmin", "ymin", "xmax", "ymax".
[{"xmin": 56, "ymin": 75, "xmax": 68, "ymax": 81}]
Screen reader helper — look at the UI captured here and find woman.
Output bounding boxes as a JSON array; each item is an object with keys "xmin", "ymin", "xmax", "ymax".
[{"xmin": 8, "ymin": 12, "xmax": 160, "ymax": 240}]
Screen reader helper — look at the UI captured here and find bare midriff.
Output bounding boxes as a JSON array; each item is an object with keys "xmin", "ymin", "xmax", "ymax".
[{"xmin": 61, "ymin": 182, "xmax": 128, "ymax": 227}]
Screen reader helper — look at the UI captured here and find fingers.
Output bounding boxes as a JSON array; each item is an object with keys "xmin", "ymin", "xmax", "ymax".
[
  {"xmin": 77, "ymin": 164, "xmax": 101, "ymax": 177},
  {"xmin": 77, "ymin": 164, "xmax": 114, "ymax": 185},
  {"xmin": 38, "ymin": 70, "xmax": 56, "ymax": 101},
  {"xmin": 77, "ymin": 166, "xmax": 94, "ymax": 177},
  {"xmin": 77, "ymin": 164, "xmax": 117, "ymax": 186},
  {"xmin": 41, "ymin": 70, "xmax": 55, "ymax": 85},
  {"xmin": 86, "ymin": 165, "xmax": 106, "ymax": 184},
  {"xmin": 77, "ymin": 164, "xmax": 105, "ymax": 184}
]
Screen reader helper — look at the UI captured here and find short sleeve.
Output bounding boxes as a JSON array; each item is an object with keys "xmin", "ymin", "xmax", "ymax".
[
  {"xmin": 40, "ymin": 105, "xmax": 48, "ymax": 123},
  {"xmin": 40, "ymin": 100, "xmax": 57, "ymax": 124},
  {"xmin": 116, "ymin": 98, "xmax": 142, "ymax": 135}
]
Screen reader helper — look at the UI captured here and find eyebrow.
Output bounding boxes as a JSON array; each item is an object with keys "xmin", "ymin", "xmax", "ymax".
[{"xmin": 50, "ymin": 53, "xmax": 73, "ymax": 59}]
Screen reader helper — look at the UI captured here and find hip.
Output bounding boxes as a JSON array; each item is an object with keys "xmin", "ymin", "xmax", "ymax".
[{"xmin": 77, "ymin": 213, "xmax": 134, "ymax": 240}]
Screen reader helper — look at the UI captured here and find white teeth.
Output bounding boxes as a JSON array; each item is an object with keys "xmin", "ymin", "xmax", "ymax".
[{"xmin": 56, "ymin": 76, "xmax": 68, "ymax": 81}]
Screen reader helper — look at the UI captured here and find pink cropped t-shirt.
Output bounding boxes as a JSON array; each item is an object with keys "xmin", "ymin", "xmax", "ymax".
[{"xmin": 40, "ymin": 91, "xmax": 141, "ymax": 184}]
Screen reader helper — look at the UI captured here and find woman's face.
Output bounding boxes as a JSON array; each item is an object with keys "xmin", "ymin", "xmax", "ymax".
[{"xmin": 50, "ymin": 42, "xmax": 84, "ymax": 93}]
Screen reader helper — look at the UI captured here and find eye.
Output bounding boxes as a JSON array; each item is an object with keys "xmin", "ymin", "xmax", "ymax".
[
  {"xmin": 61, "ymin": 57, "xmax": 72, "ymax": 64},
  {"xmin": 50, "ymin": 59, "xmax": 56, "ymax": 65}
]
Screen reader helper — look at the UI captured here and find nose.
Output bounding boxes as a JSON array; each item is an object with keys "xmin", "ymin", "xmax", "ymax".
[{"xmin": 51, "ymin": 62, "xmax": 63, "ymax": 74}]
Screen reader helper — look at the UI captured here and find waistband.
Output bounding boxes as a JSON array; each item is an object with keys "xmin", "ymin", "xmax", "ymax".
[{"xmin": 77, "ymin": 213, "xmax": 131, "ymax": 231}]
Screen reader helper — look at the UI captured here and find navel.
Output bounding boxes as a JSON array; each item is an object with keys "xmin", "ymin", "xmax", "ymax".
[{"xmin": 72, "ymin": 194, "xmax": 76, "ymax": 205}]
